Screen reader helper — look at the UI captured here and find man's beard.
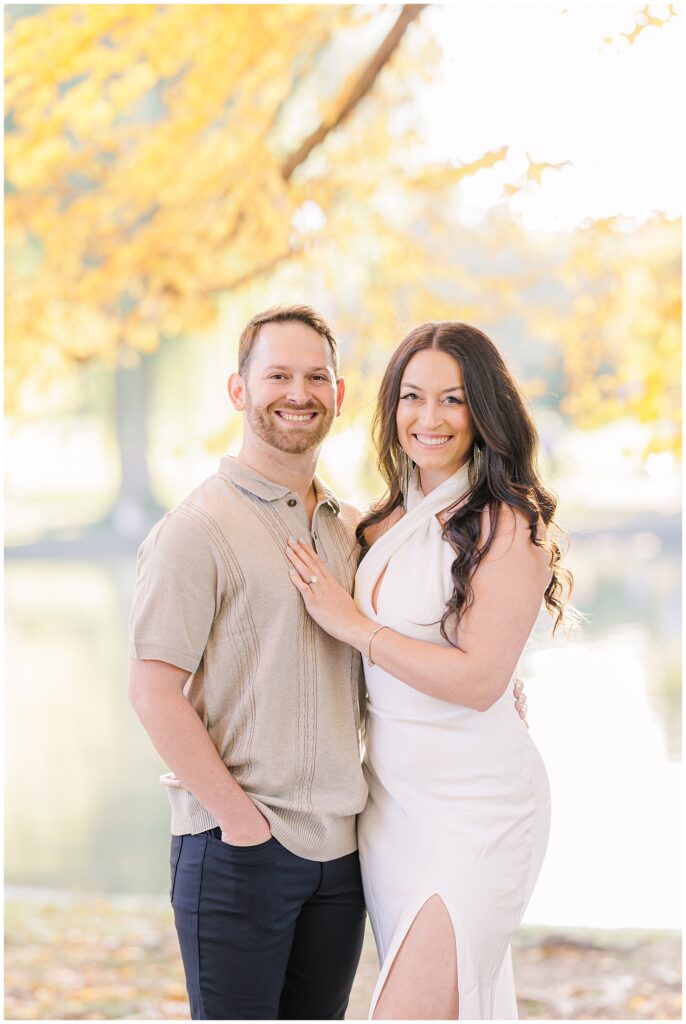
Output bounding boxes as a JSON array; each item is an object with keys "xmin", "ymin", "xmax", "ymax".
[{"xmin": 244, "ymin": 394, "xmax": 335, "ymax": 454}]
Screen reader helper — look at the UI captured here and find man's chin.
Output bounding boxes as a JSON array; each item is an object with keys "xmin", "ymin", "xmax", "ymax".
[
  {"xmin": 245, "ymin": 406, "xmax": 333, "ymax": 454},
  {"xmin": 262, "ymin": 426, "xmax": 326, "ymax": 455}
]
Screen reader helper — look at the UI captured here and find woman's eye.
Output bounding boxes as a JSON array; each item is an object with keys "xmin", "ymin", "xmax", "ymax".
[
  {"xmin": 444, "ymin": 396, "xmax": 464, "ymax": 405},
  {"xmin": 400, "ymin": 392, "xmax": 419, "ymax": 401}
]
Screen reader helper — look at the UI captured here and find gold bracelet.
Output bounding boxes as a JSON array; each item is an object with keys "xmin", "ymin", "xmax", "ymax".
[{"xmin": 367, "ymin": 625, "xmax": 387, "ymax": 667}]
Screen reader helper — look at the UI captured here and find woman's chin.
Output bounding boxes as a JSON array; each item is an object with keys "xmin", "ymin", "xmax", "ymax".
[
  {"xmin": 409, "ymin": 446, "xmax": 471, "ymax": 479},
  {"xmin": 414, "ymin": 455, "xmax": 462, "ymax": 474}
]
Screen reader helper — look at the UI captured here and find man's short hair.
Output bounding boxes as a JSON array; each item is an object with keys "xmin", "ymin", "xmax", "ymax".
[{"xmin": 238, "ymin": 305, "xmax": 339, "ymax": 378}]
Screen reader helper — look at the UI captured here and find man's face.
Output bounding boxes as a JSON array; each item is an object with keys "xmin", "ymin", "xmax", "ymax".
[{"xmin": 231, "ymin": 321, "xmax": 344, "ymax": 455}]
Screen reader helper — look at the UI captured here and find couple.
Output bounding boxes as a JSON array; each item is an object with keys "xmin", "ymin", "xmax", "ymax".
[{"xmin": 128, "ymin": 305, "xmax": 571, "ymax": 1020}]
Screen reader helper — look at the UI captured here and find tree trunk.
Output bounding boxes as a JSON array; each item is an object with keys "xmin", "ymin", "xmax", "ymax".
[{"xmin": 109, "ymin": 353, "xmax": 166, "ymax": 543}]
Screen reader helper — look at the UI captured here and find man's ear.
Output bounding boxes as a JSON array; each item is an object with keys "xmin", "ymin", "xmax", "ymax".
[
  {"xmin": 228, "ymin": 372, "xmax": 246, "ymax": 411},
  {"xmin": 335, "ymin": 376, "xmax": 345, "ymax": 418}
]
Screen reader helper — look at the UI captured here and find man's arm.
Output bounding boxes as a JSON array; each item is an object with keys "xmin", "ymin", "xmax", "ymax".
[{"xmin": 128, "ymin": 658, "xmax": 271, "ymax": 846}]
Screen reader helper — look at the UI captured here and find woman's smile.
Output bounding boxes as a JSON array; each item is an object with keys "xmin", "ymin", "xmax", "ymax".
[{"xmin": 412, "ymin": 433, "xmax": 453, "ymax": 448}]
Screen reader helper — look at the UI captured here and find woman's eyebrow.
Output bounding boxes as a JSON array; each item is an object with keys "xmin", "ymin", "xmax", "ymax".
[{"xmin": 401, "ymin": 382, "xmax": 465, "ymax": 393}]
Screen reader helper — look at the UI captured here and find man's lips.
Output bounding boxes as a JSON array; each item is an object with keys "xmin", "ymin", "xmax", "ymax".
[{"xmin": 274, "ymin": 410, "xmax": 319, "ymax": 424}]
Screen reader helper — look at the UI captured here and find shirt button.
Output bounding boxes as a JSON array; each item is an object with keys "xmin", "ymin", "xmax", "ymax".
[{"xmin": 287, "ymin": 498, "xmax": 297, "ymax": 507}]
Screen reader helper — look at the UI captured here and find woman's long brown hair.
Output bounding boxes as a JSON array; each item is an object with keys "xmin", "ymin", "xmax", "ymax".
[{"xmin": 355, "ymin": 322, "xmax": 573, "ymax": 644}]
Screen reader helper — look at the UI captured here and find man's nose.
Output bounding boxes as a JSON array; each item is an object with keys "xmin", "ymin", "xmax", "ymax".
[{"xmin": 284, "ymin": 377, "xmax": 309, "ymax": 405}]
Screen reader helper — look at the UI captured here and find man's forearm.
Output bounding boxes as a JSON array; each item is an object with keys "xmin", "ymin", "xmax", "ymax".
[{"xmin": 130, "ymin": 672, "xmax": 268, "ymax": 842}]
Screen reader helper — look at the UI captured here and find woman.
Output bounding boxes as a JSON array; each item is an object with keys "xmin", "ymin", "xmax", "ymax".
[{"xmin": 286, "ymin": 321, "xmax": 572, "ymax": 1020}]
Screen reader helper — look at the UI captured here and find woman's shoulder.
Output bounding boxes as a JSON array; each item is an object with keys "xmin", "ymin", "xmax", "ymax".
[
  {"xmin": 481, "ymin": 501, "xmax": 549, "ymax": 544},
  {"xmin": 363, "ymin": 504, "xmax": 405, "ymax": 549},
  {"xmin": 479, "ymin": 501, "xmax": 552, "ymax": 582}
]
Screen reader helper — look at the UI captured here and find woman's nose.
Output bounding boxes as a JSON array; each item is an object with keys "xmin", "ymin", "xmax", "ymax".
[{"xmin": 417, "ymin": 403, "xmax": 443, "ymax": 429}]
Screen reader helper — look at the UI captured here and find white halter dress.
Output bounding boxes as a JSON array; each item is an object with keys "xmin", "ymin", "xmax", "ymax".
[{"xmin": 355, "ymin": 463, "xmax": 551, "ymax": 1020}]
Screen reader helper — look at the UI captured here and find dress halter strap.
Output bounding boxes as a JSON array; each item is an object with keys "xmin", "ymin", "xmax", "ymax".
[{"xmin": 356, "ymin": 461, "xmax": 473, "ymax": 611}]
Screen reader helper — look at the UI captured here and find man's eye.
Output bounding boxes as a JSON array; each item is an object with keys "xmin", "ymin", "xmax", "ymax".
[
  {"xmin": 311, "ymin": 375, "xmax": 328, "ymax": 382},
  {"xmin": 269, "ymin": 374, "xmax": 287, "ymax": 380}
]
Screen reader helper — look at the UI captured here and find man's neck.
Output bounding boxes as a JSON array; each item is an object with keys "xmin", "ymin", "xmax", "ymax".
[{"xmin": 235, "ymin": 435, "xmax": 319, "ymax": 510}]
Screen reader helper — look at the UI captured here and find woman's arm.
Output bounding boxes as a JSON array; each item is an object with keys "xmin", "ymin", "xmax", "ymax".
[{"xmin": 286, "ymin": 504, "xmax": 551, "ymax": 712}]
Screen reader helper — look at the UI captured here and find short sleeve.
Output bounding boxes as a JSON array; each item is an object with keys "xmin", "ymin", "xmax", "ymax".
[{"xmin": 128, "ymin": 507, "xmax": 225, "ymax": 673}]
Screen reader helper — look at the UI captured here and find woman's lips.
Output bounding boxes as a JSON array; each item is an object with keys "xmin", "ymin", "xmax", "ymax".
[{"xmin": 412, "ymin": 433, "xmax": 452, "ymax": 448}]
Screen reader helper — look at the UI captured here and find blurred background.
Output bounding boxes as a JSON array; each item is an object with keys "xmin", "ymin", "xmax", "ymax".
[{"xmin": 4, "ymin": 2, "xmax": 681, "ymax": 1020}]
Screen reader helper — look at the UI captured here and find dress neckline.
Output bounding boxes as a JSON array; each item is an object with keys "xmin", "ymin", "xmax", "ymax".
[
  {"xmin": 355, "ymin": 459, "xmax": 473, "ymax": 620},
  {"xmin": 405, "ymin": 460, "xmax": 472, "ymax": 515}
]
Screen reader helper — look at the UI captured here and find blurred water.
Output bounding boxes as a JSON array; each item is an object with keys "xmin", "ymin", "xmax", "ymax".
[
  {"xmin": 521, "ymin": 631, "xmax": 681, "ymax": 929},
  {"xmin": 4, "ymin": 531, "xmax": 681, "ymax": 929}
]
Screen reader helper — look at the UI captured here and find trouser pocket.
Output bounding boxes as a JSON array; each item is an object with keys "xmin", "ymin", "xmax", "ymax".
[
  {"xmin": 169, "ymin": 834, "xmax": 183, "ymax": 902},
  {"xmin": 172, "ymin": 829, "xmax": 293, "ymax": 1019}
]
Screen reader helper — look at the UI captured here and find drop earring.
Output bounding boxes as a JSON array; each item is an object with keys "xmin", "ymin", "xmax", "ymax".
[{"xmin": 396, "ymin": 446, "xmax": 414, "ymax": 505}]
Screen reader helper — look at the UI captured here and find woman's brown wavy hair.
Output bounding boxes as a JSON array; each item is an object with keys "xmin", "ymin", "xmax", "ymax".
[{"xmin": 355, "ymin": 322, "xmax": 573, "ymax": 644}]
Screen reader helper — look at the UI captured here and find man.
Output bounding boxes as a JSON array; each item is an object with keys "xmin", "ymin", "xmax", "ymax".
[
  {"xmin": 129, "ymin": 306, "xmax": 367, "ymax": 1020},
  {"xmin": 128, "ymin": 305, "xmax": 527, "ymax": 1020}
]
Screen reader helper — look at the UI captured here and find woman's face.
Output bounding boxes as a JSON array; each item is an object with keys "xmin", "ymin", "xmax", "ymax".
[{"xmin": 395, "ymin": 348, "xmax": 475, "ymax": 490}]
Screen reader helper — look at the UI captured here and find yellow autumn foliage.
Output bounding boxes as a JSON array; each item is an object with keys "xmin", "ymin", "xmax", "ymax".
[{"xmin": 4, "ymin": 4, "xmax": 681, "ymax": 456}]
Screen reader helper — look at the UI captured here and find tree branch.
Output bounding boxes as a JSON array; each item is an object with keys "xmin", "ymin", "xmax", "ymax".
[
  {"xmin": 280, "ymin": 4, "xmax": 427, "ymax": 181},
  {"xmin": 200, "ymin": 246, "xmax": 300, "ymax": 296}
]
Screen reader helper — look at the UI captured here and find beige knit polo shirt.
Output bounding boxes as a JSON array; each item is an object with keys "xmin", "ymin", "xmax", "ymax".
[{"xmin": 128, "ymin": 456, "xmax": 368, "ymax": 862}]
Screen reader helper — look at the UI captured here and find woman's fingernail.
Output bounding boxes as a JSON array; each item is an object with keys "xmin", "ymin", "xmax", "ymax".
[{"xmin": 288, "ymin": 535, "xmax": 296, "ymax": 544}]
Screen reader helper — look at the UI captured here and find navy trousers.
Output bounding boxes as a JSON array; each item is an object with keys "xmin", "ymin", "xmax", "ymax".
[{"xmin": 170, "ymin": 827, "xmax": 367, "ymax": 1020}]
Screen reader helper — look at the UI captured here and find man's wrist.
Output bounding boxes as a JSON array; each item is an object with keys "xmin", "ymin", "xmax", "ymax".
[
  {"xmin": 220, "ymin": 824, "xmax": 271, "ymax": 844},
  {"xmin": 217, "ymin": 801, "xmax": 270, "ymax": 841}
]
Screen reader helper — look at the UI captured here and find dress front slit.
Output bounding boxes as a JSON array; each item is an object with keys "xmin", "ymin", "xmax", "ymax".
[{"xmin": 367, "ymin": 891, "xmax": 459, "ymax": 1020}]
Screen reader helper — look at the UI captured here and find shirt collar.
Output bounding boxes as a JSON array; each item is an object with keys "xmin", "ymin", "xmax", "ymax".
[
  {"xmin": 313, "ymin": 477, "xmax": 341, "ymax": 515},
  {"xmin": 219, "ymin": 456, "xmax": 341, "ymax": 515}
]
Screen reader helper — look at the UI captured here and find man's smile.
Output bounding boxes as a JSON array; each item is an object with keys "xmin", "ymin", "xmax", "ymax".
[{"xmin": 274, "ymin": 410, "xmax": 319, "ymax": 424}]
